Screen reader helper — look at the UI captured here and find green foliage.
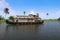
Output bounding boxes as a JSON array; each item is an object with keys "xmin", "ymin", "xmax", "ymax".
[
  {"xmin": 0, "ymin": 16, "xmax": 4, "ymax": 20},
  {"xmin": 0, "ymin": 16, "xmax": 5, "ymax": 23},
  {"xmin": 44, "ymin": 19, "xmax": 57, "ymax": 22},
  {"xmin": 0, "ymin": 16, "xmax": 2, "ymax": 20},
  {"xmin": 9, "ymin": 16, "xmax": 14, "ymax": 20},
  {"xmin": 4, "ymin": 8, "xmax": 9, "ymax": 14},
  {"xmin": 58, "ymin": 17, "xmax": 60, "ymax": 20}
]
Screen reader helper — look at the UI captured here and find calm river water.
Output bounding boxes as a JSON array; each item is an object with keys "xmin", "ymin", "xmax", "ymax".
[{"xmin": 0, "ymin": 22, "xmax": 60, "ymax": 40}]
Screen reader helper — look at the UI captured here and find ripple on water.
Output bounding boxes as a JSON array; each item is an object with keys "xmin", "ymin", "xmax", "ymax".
[{"xmin": 0, "ymin": 22, "xmax": 60, "ymax": 40}]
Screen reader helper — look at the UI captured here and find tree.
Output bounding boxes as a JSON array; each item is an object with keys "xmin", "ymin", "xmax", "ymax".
[
  {"xmin": 58, "ymin": 17, "xmax": 60, "ymax": 20},
  {"xmin": 9, "ymin": 16, "xmax": 14, "ymax": 20},
  {"xmin": 4, "ymin": 8, "xmax": 9, "ymax": 14},
  {"xmin": 23, "ymin": 11, "xmax": 26, "ymax": 15},
  {"xmin": 0, "ymin": 16, "xmax": 2, "ymax": 20},
  {"xmin": 4, "ymin": 8, "xmax": 9, "ymax": 20},
  {"xmin": 0, "ymin": 16, "xmax": 4, "ymax": 20},
  {"xmin": 46, "ymin": 13, "xmax": 49, "ymax": 16}
]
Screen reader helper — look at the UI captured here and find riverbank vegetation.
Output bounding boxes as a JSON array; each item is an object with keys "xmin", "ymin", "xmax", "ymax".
[
  {"xmin": 0, "ymin": 15, "xmax": 60, "ymax": 23},
  {"xmin": 0, "ymin": 8, "xmax": 60, "ymax": 23},
  {"xmin": 8, "ymin": 16, "xmax": 14, "ymax": 22},
  {"xmin": 44, "ymin": 17, "xmax": 60, "ymax": 22},
  {"xmin": 44, "ymin": 19, "xmax": 58, "ymax": 22},
  {"xmin": 0, "ymin": 16, "xmax": 5, "ymax": 23}
]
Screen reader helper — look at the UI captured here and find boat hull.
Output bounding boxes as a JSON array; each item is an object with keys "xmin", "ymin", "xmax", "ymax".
[{"xmin": 6, "ymin": 20, "xmax": 44, "ymax": 25}]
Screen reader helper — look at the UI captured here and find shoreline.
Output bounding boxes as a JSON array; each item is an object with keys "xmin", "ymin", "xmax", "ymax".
[
  {"xmin": 0, "ymin": 20, "xmax": 60, "ymax": 23},
  {"xmin": 0, "ymin": 20, "xmax": 5, "ymax": 23},
  {"xmin": 44, "ymin": 20, "xmax": 60, "ymax": 22}
]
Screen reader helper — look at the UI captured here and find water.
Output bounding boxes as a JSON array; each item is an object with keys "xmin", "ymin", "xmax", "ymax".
[{"xmin": 0, "ymin": 22, "xmax": 60, "ymax": 40}]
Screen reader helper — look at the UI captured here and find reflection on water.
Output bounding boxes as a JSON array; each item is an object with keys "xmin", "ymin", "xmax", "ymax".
[
  {"xmin": 0, "ymin": 22, "xmax": 60, "ymax": 40},
  {"xmin": 6, "ymin": 24, "xmax": 40, "ymax": 32},
  {"xmin": 0, "ymin": 24, "xmax": 43, "ymax": 40}
]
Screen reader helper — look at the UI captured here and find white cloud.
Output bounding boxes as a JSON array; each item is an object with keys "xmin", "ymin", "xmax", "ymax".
[
  {"xmin": 39, "ymin": 10, "xmax": 60, "ymax": 19},
  {"xmin": 0, "ymin": 0, "xmax": 18, "ymax": 19},
  {"xmin": 0, "ymin": 0, "xmax": 9, "ymax": 8},
  {"xmin": 30, "ymin": 10, "xmax": 36, "ymax": 15},
  {"xmin": 39, "ymin": 12, "xmax": 48, "ymax": 19},
  {"xmin": 0, "ymin": 0, "xmax": 60, "ymax": 19},
  {"xmin": 54, "ymin": 10, "xmax": 60, "ymax": 18}
]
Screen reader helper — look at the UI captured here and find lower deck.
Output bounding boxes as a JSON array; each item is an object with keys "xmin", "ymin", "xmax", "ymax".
[{"xmin": 6, "ymin": 20, "xmax": 44, "ymax": 25}]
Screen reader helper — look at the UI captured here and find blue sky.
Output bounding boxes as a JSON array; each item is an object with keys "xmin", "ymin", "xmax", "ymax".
[{"xmin": 0, "ymin": 0, "xmax": 60, "ymax": 19}]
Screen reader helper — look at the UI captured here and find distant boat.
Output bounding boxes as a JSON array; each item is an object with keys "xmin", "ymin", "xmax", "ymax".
[{"xmin": 6, "ymin": 14, "xmax": 44, "ymax": 25}]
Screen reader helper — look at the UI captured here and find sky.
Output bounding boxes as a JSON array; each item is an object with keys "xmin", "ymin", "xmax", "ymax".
[{"xmin": 0, "ymin": 0, "xmax": 60, "ymax": 19}]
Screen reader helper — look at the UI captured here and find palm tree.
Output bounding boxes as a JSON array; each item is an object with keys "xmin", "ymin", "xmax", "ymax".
[
  {"xmin": 46, "ymin": 13, "xmax": 49, "ymax": 19},
  {"xmin": 46, "ymin": 13, "xmax": 49, "ymax": 16},
  {"xmin": 4, "ymin": 8, "xmax": 9, "ymax": 20},
  {"xmin": 24, "ymin": 11, "xmax": 25, "ymax": 15},
  {"xmin": 4, "ymin": 8, "xmax": 9, "ymax": 14}
]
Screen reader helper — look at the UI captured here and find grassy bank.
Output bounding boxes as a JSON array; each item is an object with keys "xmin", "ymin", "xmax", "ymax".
[
  {"xmin": 0, "ymin": 19, "xmax": 60, "ymax": 23},
  {"xmin": 44, "ymin": 19, "xmax": 60, "ymax": 22},
  {"xmin": 0, "ymin": 20, "xmax": 5, "ymax": 23}
]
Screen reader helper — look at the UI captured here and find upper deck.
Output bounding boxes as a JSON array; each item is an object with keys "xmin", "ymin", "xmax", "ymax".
[{"xmin": 14, "ymin": 14, "xmax": 39, "ymax": 19}]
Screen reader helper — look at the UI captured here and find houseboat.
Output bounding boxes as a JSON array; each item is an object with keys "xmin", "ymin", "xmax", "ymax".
[{"xmin": 6, "ymin": 13, "xmax": 44, "ymax": 24}]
